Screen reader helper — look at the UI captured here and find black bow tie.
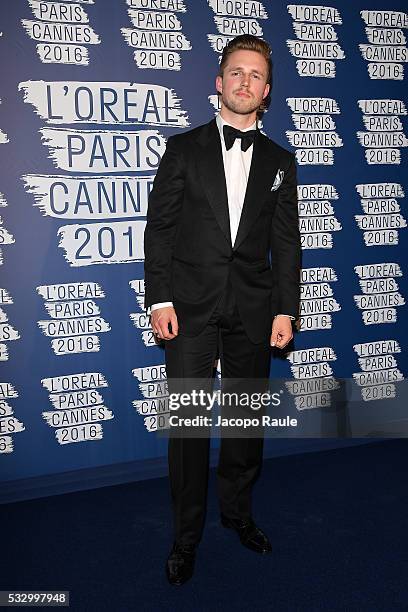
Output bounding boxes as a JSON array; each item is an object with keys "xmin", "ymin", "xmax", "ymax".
[{"xmin": 223, "ymin": 124, "xmax": 257, "ymax": 152}]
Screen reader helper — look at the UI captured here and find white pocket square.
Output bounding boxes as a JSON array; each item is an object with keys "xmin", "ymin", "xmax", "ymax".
[{"xmin": 271, "ymin": 169, "xmax": 284, "ymax": 191}]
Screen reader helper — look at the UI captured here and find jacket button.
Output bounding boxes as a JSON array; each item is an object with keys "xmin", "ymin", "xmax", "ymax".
[{"xmin": 228, "ymin": 255, "xmax": 234, "ymax": 262}]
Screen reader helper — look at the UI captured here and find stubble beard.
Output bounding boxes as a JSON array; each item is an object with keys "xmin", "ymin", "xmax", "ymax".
[{"xmin": 222, "ymin": 91, "xmax": 261, "ymax": 116}]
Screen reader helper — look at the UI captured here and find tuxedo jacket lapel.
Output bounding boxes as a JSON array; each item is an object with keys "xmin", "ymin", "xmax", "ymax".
[
  {"xmin": 196, "ymin": 121, "xmax": 280, "ymax": 252},
  {"xmin": 233, "ymin": 131, "xmax": 280, "ymax": 251},
  {"xmin": 196, "ymin": 120, "xmax": 232, "ymax": 248}
]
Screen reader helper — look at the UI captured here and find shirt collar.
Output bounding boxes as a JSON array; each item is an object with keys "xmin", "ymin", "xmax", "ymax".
[{"xmin": 216, "ymin": 113, "xmax": 257, "ymax": 142}]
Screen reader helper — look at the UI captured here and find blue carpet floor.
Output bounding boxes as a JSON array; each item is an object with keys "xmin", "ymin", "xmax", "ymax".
[{"xmin": 1, "ymin": 440, "xmax": 407, "ymax": 611}]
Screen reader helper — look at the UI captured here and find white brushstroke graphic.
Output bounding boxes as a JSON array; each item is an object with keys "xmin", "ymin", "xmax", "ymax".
[
  {"xmin": 0, "ymin": 130, "xmax": 9, "ymax": 144},
  {"xmin": 19, "ymin": 81, "xmax": 189, "ymax": 126},
  {"xmin": 28, "ymin": 1, "xmax": 89, "ymax": 23},
  {"xmin": 295, "ymin": 148, "xmax": 334, "ymax": 165},
  {"xmin": 287, "ymin": 6, "xmax": 345, "ymax": 78},
  {"xmin": 0, "ymin": 435, "xmax": 14, "ymax": 454},
  {"xmin": 287, "ymin": 41, "xmax": 345, "ymax": 60},
  {"xmin": 292, "ymin": 23, "xmax": 338, "ymax": 40},
  {"xmin": 126, "ymin": 0, "xmax": 186, "ymax": 10},
  {"xmin": 0, "ymin": 416, "xmax": 25, "ymax": 434},
  {"xmin": 362, "ymin": 116, "xmax": 403, "ymax": 131},
  {"xmin": 44, "ymin": 299, "xmax": 100, "ymax": 318},
  {"xmin": 0, "ymin": 383, "xmax": 24, "ymax": 453},
  {"xmin": 208, "ymin": 0, "xmax": 267, "ymax": 18},
  {"xmin": 121, "ymin": 28, "xmax": 191, "ymax": 50},
  {"xmin": 133, "ymin": 397, "xmax": 170, "ymax": 416},
  {"xmin": 358, "ymin": 99, "xmax": 407, "ymax": 114},
  {"xmin": 285, "ymin": 377, "xmax": 339, "ymax": 395},
  {"xmin": 43, "ymin": 406, "xmax": 113, "ymax": 427},
  {"xmin": 355, "ymin": 214, "xmax": 406, "ymax": 230},
  {"xmin": 0, "ymin": 323, "xmax": 20, "ymax": 342},
  {"xmin": 358, "ymin": 355, "xmax": 397, "ymax": 371},
  {"xmin": 288, "ymin": 98, "xmax": 342, "ymax": 164},
  {"xmin": 40, "ymin": 128, "xmax": 166, "ymax": 172},
  {"xmin": 21, "ymin": 18, "xmax": 99, "ymax": 43},
  {"xmin": 128, "ymin": 9, "xmax": 182, "ymax": 30},
  {"xmin": 213, "ymin": 16, "xmax": 263, "ymax": 36},
  {"xmin": 292, "ymin": 114, "xmax": 336, "ymax": 130},
  {"xmin": 37, "ymin": 283, "xmax": 109, "ymax": 354},
  {"xmin": 129, "ymin": 279, "xmax": 145, "ymax": 294},
  {"xmin": 57, "ymin": 220, "xmax": 146, "ymax": 266},
  {"xmin": 360, "ymin": 11, "xmax": 408, "ymax": 28},
  {"xmin": 298, "ymin": 184, "xmax": 338, "ymax": 199},
  {"xmin": 141, "ymin": 330, "xmax": 157, "ymax": 347},
  {"xmin": 133, "ymin": 50, "xmax": 181, "ymax": 71},
  {"xmin": 353, "ymin": 264, "xmax": 404, "ymax": 325},
  {"xmin": 288, "ymin": 97, "xmax": 340, "ymax": 113},
  {"xmin": 36, "ymin": 44, "xmax": 89, "ymax": 66},
  {"xmin": 352, "ymin": 337, "xmax": 404, "ymax": 401},
  {"xmin": 37, "ymin": 282, "xmax": 105, "ymax": 300},
  {"xmin": 365, "ymin": 27, "xmax": 406, "ymax": 45},
  {"xmin": 287, "ymin": 346, "xmax": 337, "ymax": 363},
  {"xmin": 298, "ymin": 267, "xmax": 339, "ymax": 331},
  {"xmin": 0, "ymin": 402, "xmax": 15, "ymax": 418},
  {"xmin": 130, "ymin": 312, "xmax": 151, "ymax": 329},
  {"xmin": 353, "ymin": 368, "xmax": 403, "ymax": 385},
  {"xmin": 354, "ymin": 262, "xmax": 402, "ymax": 278},
  {"xmin": 357, "ymin": 182, "xmax": 404, "ymax": 199},
  {"xmin": 288, "ymin": 5, "xmax": 342, "ymax": 24},
  {"xmin": 357, "ymin": 99, "xmax": 407, "ymax": 164},
  {"xmin": 295, "ymin": 392, "xmax": 332, "ymax": 410},
  {"xmin": 122, "ymin": 0, "xmax": 190, "ymax": 70},
  {"xmin": 144, "ymin": 413, "xmax": 170, "ymax": 431},
  {"xmin": 0, "ymin": 382, "xmax": 18, "ymax": 398},
  {"xmin": 42, "ymin": 372, "xmax": 108, "ymax": 393},
  {"xmin": 23, "ymin": 174, "xmax": 154, "ymax": 219},
  {"xmin": 299, "ymin": 201, "xmax": 335, "ymax": 216},
  {"xmin": 38, "ymin": 316, "xmax": 111, "ymax": 337},
  {"xmin": 291, "ymin": 362, "xmax": 333, "ymax": 379},
  {"xmin": 359, "ymin": 278, "xmax": 398, "ymax": 293},
  {"xmin": 139, "ymin": 381, "xmax": 168, "ymax": 398},
  {"xmin": 55, "ymin": 423, "xmax": 103, "ymax": 444},
  {"xmin": 0, "ymin": 344, "xmax": 9, "ymax": 361},
  {"xmin": 0, "ymin": 217, "xmax": 15, "ymax": 246},
  {"xmin": 353, "ymin": 339, "xmax": 401, "ymax": 356},
  {"xmin": 48, "ymin": 389, "xmax": 104, "ymax": 409},
  {"xmin": 287, "ymin": 131, "xmax": 343, "ymax": 148},
  {"xmin": 132, "ymin": 364, "xmax": 167, "ymax": 382}
]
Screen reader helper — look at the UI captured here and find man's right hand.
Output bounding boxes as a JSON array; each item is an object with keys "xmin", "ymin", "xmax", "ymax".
[{"xmin": 150, "ymin": 306, "xmax": 179, "ymax": 340}]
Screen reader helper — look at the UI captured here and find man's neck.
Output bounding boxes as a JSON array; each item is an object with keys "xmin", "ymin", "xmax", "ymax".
[{"xmin": 220, "ymin": 108, "xmax": 257, "ymax": 130}]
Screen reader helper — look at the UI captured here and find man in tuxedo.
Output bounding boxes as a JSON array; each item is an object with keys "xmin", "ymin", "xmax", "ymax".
[{"xmin": 144, "ymin": 34, "xmax": 301, "ymax": 585}]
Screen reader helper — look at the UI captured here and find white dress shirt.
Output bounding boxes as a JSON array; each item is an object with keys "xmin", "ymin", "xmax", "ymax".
[{"xmin": 150, "ymin": 113, "xmax": 294, "ymax": 320}]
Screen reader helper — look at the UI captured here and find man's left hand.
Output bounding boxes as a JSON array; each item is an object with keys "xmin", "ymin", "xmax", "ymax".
[{"xmin": 270, "ymin": 315, "xmax": 293, "ymax": 349}]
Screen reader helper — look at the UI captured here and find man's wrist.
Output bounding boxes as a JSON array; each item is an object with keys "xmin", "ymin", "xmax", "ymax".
[{"xmin": 148, "ymin": 301, "xmax": 174, "ymax": 315}]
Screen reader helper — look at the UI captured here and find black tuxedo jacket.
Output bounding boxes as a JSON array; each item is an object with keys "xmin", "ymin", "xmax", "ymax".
[{"xmin": 144, "ymin": 119, "xmax": 301, "ymax": 344}]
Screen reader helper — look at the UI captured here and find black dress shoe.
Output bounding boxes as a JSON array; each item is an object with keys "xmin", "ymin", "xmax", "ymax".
[
  {"xmin": 221, "ymin": 514, "xmax": 272, "ymax": 554},
  {"xmin": 166, "ymin": 542, "xmax": 196, "ymax": 586}
]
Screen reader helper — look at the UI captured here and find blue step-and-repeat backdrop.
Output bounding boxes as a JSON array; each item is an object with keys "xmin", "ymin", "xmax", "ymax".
[{"xmin": 0, "ymin": 0, "xmax": 407, "ymax": 497}]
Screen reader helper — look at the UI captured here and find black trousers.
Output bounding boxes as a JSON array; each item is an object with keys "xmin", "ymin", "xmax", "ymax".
[{"xmin": 165, "ymin": 283, "xmax": 271, "ymax": 546}]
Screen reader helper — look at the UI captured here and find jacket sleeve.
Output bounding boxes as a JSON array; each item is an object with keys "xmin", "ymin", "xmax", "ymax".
[
  {"xmin": 143, "ymin": 136, "xmax": 185, "ymax": 310},
  {"xmin": 270, "ymin": 153, "xmax": 302, "ymax": 320}
]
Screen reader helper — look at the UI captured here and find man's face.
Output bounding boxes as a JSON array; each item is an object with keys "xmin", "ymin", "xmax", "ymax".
[{"xmin": 216, "ymin": 49, "xmax": 270, "ymax": 116}]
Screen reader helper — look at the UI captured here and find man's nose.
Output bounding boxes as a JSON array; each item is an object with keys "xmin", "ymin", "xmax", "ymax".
[{"xmin": 240, "ymin": 73, "xmax": 249, "ymax": 86}]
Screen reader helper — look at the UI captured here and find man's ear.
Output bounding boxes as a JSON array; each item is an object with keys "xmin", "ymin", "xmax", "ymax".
[
  {"xmin": 263, "ymin": 83, "xmax": 270, "ymax": 100},
  {"xmin": 215, "ymin": 75, "xmax": 223, "ymax": 95}
]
